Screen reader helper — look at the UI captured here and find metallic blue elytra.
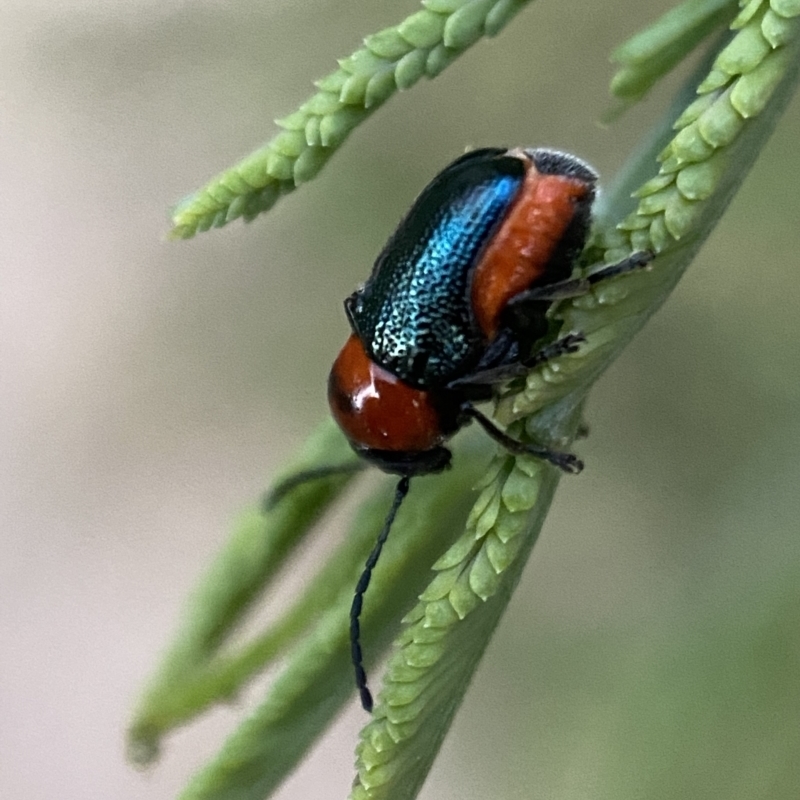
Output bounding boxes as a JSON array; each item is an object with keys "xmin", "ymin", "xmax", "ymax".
[{"xmin": 345, "ymin": 148, "xmax": 526, "ymax": 388}]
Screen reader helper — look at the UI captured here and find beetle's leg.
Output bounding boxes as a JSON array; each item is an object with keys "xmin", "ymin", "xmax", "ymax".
[
  {"xmin": 448, "ymin": 332, "xmax": 586, "ymax": 389},
  {"xmin": 452, "ymin": 253, "xmax": 651, "ymax": 390},
  {"xmin": 262, "ymin": 462, "xmax": 366, "ymax": 510},
  {"xmin": 522, "ymin": 332, "xmax": 586, "ymax": 368},
  {"xmin": 586, "ymin": 249, "xmax": 654, "ymax": 283},
  {"xmin": 461, "ymin": 404, "xmax": 583, "ymax": 474},
  {"xmin": 507, "ymin": 250, "xmax": 653, "ymax": 305},
  {"xmin": 446, "ymin": 363, "xmax": 527, "ymax": 388}
]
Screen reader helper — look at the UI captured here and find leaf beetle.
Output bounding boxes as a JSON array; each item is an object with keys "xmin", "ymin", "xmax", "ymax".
[{"xmin": 269, "ymin": 147, "xmax": 652, "ymax": 711}]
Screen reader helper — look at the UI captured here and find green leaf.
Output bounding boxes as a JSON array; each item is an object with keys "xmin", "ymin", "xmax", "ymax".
[
  {"xmin": 174, "ymin": 443, "xmax": 489, "ymax": 800},
  {"xmin": 500, "ymin": 4, "xmax": 800, "ymax": 424},
  {"xmin": 610, "ymin": 0, "xmax": 737, "ymax": 103},
  {"xmin": 351, "ymin": 436, "xmax": 568, "ymax": 800},
  {"xmin": 127, "ymin": 420, "xmax": 356, "ymax": 764},
  {"xmin": 169, "ymin": 0, "xmax": 536, "ymax": 238}
]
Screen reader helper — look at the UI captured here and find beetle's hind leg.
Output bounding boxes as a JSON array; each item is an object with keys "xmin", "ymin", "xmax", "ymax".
[
  {"xmin": 586, "ymin": 249, "xmax": 654, "ymax": 284},
  {"xmin": 486, "ymin": 249, "xmax": 653, "ymax": 375},
  {"xmin": 262, "ymin": 462, "xmax": 366, "ymax": 510},
  {"xmin": 506, "ymin": 249, "xmax": 653, "ymax": 306}
]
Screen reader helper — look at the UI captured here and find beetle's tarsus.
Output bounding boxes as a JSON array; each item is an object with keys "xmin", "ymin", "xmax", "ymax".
[
  {"xmin": 548, "ymin": 451, "xmax": 584, "ymax": 474},
  {"xmin": 524, "ymin": 331, "xmax": 586, "ymax": 368},
  {"xmin": 586, "ymin": 249, "xmax": 654, "ymax": 284}
]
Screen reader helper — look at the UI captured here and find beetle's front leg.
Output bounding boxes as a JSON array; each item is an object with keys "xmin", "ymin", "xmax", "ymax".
[{"xmin": 460, "ymin": 403, "xmax": 583, "ymax": 474}]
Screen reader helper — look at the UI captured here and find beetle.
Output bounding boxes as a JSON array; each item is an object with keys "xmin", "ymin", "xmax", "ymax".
[{"xmin": 269, "ymin": 147, "xmax": 652, "ymax": 711}]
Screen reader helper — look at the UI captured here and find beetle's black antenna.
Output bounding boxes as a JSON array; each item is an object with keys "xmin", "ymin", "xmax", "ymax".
[
  {"xmin": 262, "ymin": 462, "xmax": 366, "ymax": 510},
  {"xmin": 351, "ymin": 474, "xmax": 411, "ymax": 712},
  {"xmin": 462, "ymin": 405, "xmax": 584, "ymax": 474}
]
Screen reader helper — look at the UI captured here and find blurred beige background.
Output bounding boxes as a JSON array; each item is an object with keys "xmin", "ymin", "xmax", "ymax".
[{"xmin": 2, "ymin": 1, "xmax": 800, "ymax": 799}]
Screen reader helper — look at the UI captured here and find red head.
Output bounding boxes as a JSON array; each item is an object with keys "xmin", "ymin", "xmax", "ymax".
[{"xmin": 327, "ymin": 335, "xmax": 455, "ymax": 475}]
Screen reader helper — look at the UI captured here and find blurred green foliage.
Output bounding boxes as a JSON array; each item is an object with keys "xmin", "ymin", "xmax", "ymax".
[
  {"xmin": 146, "ymin": 0, "xmax": 800, "ymax": 797},
  {"xmin": 47, "ymin": 0, "xmax": 797, "ymax": 797},
  {"xmin": 5, "ymin": 0, "xmax": 800, "ymax": 799}
]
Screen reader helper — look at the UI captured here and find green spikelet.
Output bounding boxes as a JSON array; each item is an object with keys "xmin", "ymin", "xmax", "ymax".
[{"xmin": 170, "ymin": 0, "xmax": 535, "ymax": 238}]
